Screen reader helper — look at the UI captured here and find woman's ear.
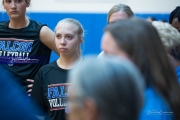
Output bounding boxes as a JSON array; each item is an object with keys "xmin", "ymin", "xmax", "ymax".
[
  {"xmin": 26, "ymin": 0, "xmax": 31, "ymax": 7},
  {"xmin": 79, "ymin": 38, "xmax": 83, "ymax": 44}
]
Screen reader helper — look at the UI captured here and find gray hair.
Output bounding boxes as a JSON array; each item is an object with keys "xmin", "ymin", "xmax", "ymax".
[
  {"xmin": 152, "ymin": 21, "xmax": 180, "ymax": 50},
  {"xmin": 107, "ymin": 4, "xmax": 134, "ymax": 23},
  {"xmin": 68, "ymin": 56, "xmax": 145, "ymax": 120},
  {"xmin": 152, "ymin": 21, "xmax": 180, "ymax": 60}
]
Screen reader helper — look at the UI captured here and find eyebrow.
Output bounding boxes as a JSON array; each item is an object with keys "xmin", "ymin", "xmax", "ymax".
[{"xmin": 55, "ymin": 33, "xmax": 74, "ymax": 35}]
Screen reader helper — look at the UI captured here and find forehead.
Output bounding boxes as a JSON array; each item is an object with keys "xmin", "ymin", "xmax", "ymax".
[
  {"xmin": 3, "ymin": 0, "xmax": 27, "ymax": 2},
  {"xmin": 109, "ymin": 11, "xmax": 128, "ymax": 23},
  {"xmin": 56, "ymin": 22, "xmax": 78, "ymax": 34}
]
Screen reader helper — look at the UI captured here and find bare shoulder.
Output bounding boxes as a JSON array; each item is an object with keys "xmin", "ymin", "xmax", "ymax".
[{"xmin": 40, "ymin": 26, "xmax": 54, "ymax": 39}]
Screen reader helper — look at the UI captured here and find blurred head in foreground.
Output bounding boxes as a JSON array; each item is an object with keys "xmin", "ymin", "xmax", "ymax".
[{"xmin": 68, "ymin": 56, "xmax": 144, "ymax": 120}]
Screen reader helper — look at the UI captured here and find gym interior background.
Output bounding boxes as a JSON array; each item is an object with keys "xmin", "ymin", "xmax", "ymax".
[{"xmin": 0, "ymin": 0, "xmax": 179, "ymax": 62}]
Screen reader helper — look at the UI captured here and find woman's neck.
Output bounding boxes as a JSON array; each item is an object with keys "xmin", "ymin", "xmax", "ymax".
[
  {"xmin": 57, "ymin": 53, "xmax": 82, "ymax": 69},
  {"xmin": 9, "ymin": 17, "xmax": 29, "ymax": 29}
]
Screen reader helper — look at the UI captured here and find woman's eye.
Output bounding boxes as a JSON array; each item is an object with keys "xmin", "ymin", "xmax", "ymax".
[
  {"xmin": 66, "ymin": 36, "xmax": 72, "ymax": 39},
  {"xmin": 5, "ymin": 0, "xmax": 11, "ymax": 3},
  {"xmin": 56, "ymin": 35, "xmax": 61, "ymax": 38},
  {"xmin": 16, "ymin": 0, "xmax": 22, "ymax": 3}
]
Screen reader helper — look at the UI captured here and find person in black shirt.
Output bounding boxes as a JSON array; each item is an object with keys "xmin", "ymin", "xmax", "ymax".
[
  {"xmin": 0, "ymin": 0, "xmax": 58, "ymax": 95},
  {"xmin": 31, "ymin": 18, "xmax": 84, "ymax": 120}
]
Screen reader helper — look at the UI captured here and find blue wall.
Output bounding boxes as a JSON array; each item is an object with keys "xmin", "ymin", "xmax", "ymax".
[{"xmin": 0, "ymin": 12, "xmax": 170, "ymax": 62}]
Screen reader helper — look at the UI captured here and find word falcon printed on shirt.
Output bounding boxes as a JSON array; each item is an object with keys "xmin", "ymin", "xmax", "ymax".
[
  {"xmin": 0, "ymin": 38, "xmax": 38, "ymax": 66},
  {"xmin": 47, "ymin": 83, "xmax": 71, "ymax": 111}
]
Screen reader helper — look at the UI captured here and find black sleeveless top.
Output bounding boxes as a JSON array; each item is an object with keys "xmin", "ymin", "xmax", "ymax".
[{"xmin": 0, "ymin": 19, "xmax": 51, "ymax": 92}]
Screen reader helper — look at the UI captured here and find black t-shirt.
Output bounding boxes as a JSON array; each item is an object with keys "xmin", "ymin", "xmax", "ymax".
[
  {"xmin": 31, "ymin": 61, "xmax": 71, "ymax": 120},
  {"xmin": 0, "ymin": 20, "xmax": 51, "ymax": 92}
]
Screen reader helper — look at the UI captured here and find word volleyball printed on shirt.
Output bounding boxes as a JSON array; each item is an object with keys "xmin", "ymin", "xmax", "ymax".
[
  {"xmin": 0, "ymin": 38, "xmax": 38, "ymax": 66},
  {"xmin": 47, "ymin": 83, "xmax": 71, "ymax": 112}
]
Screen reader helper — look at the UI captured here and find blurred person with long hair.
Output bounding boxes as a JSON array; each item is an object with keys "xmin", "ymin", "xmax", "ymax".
[{"xmin": 101, "ymin": 18, "xmax": 180, "ymax": 120}]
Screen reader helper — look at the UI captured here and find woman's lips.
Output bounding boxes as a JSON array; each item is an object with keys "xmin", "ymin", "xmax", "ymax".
[
  {"xmin": 10, "ymin": 11, "xmax": 18, "ymax": 14},
  {"xmin": 60, "ymin": 48, "xmax": 67, "ymax": 52}
]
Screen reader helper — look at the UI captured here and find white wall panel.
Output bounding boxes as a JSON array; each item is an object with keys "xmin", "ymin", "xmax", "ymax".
[{"xmin": 0, "ymin": 0, "xmax": 179, "ymax": 13}]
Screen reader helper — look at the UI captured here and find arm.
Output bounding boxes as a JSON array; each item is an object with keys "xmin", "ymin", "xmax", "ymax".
[{"xmin": 40, "ymin": 26, "xmax": 59, "ymax": 55}]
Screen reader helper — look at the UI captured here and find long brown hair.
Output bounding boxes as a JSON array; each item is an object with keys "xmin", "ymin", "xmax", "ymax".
[{"xmin": 105, "ymin": 18, "xmax": 180, "ymax": 119}]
